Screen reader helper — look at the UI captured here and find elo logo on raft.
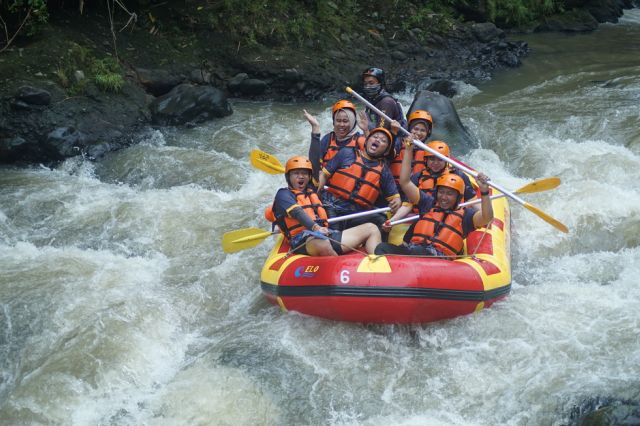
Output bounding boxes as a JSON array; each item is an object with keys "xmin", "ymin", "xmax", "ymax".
[{"xmin": 294, "ymin": 265, "xmax": 319, "ymax": 278}]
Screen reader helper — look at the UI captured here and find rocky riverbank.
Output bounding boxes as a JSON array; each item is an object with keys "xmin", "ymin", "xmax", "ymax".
[{"xmin": 0, "ymin": 1, "xmax": 635, "ymax": 165}]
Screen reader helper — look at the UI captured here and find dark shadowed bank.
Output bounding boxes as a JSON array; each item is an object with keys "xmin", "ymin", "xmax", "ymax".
[{"xmin": 0, "ymin": 0, "xmax": 635, "ymax": 165}]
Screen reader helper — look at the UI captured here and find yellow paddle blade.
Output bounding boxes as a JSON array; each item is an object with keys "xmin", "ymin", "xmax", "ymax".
[
  {"xmin": 250, "ymin": 149, "xmax": 285, "ymax": 174},
  {"xmin": 516, "ymin": 177, "xmax": 561, "ymax": 194},
  {"xmin": 523, "ymin": 202, "xmax": 569, "ymax": 233},
  {"xmin": 222, "ymin": 227, "xmax": 274, "ymax": 253}
]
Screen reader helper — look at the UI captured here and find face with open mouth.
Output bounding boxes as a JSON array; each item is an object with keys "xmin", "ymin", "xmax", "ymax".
[
  {"xmin": 365, "ymin": 130, "xmax": 390, "ymax": 157},
  {"xmin": 288, "ymin": 169, "xmax": 311, "ymax": 190}
]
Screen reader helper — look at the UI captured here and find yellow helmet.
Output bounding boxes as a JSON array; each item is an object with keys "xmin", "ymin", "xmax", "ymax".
[
  {"xmin": 332, "ymin": 99, "xmax": 356, "ymax": 115},
  {"xmin": 436, "ymin": 173, "xmax": 464, "ymax": 196},
  {"xmin": 285, "ymin": 156, "xmax": 313, "ymax": 174},
  {"xmin": 424, "ymin": 140, "xmax": 450, "ymax": 158},
  {"xmin": 408, "ymin": 110, "xmax": 433, "ymax": 128}
]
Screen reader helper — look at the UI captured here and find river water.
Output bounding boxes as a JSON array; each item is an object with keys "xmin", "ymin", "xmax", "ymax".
[{"xmin": 2, "ymin": 10, "xmax": 640, "ymax": 426}]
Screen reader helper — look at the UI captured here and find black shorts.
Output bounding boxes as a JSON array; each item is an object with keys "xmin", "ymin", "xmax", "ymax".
[
  {"xmin": 291, "ymin": 230, "xmax": 343, "ymax": 256},
  {"xmin": 374, "ymin": 242, "xmax": 442, "ymax": 257}
]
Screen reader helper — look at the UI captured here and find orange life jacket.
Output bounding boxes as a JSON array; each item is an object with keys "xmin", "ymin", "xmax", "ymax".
[
  {"xmin": 326, "ymin": 149, "xmax": 384, "ymax": 209},
  {"xmin": 322, "ymin": 133, "xmax": 365, "ymax": 166},
  {"xmin": 264, "ymin": 188, "xmax": 328, "ymax": 240},
  {"xmin": 410, "ymin": 207, "xmax": 466, "ymax": 257},
  {"xmin": 389, "ymin": 147, "xmax": 426, "ymax": 183}
]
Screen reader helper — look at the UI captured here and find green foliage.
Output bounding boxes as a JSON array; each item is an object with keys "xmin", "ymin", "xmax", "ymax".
[
  {"xmin": 55, "ymin": 42, "xmax": 124, "ymax": 94},
  {"xmin": 485, "ymin": 0, "xmax": 564, "ymax": 26},
  {"xmin": 401, "ymin": 2, "xmax": 457, "ymax": 37},
  {"xmin": 204, "ymin": 0, "xmax": 362, "ymax": 47},
  {"xmin": 5, "ymin": 0, "xmax": 49, "ymax": 37},
  {"xmin": 92, "ymin": 57, "xmax": 124, "ymax": 92}
]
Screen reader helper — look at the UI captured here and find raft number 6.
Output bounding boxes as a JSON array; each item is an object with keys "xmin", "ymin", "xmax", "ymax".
[{"xmin": 340, "ymin": 270, "xmax": 350, "ymax": 284}]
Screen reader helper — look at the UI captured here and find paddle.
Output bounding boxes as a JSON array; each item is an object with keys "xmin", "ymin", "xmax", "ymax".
[
  {"xmin": 387, "ymin": 177, "xmax": 562, "ymax": 227},
  {"xmin": 346, "ymin": 87, "xmax": 569, "ymax": 233},
  {"xmin": 222, "ymin": 206, "xmax": 391, "ymax": 253},
  {"xmin": 461, "ymin": 176, "xmax": 560, "ymax": 207},
  {"xmin": 250, "ymin": 149, "xmax": 285, "ymax": 174}
]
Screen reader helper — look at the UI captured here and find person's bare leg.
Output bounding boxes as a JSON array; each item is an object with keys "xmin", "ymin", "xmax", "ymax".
[{"xmin": 340, "ymin": 223, "xmax": 381, "ymax": 254}]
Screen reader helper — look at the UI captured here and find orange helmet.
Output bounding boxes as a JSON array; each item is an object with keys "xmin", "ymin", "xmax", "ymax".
[
  {"xmin": 368, "ymin": 127, "xmax": 394, "ymax": 156},
  {"xmin": 408, "ymin": 110, "xmax": 433, "ymax": 129},
  {"xmin": 285, "ymin": 156, "xmax": 313, "ymax": 174},
  {"xmin": 436, "ymin": 173, "xmax": 465, "ymax": 196},
  {"xmin": 424, "ymin": 140, "xmax": 450, "ymax": 158},
  {"xmin": 332, "ymin": 99, "xmax": 356, "ymax": 116}
]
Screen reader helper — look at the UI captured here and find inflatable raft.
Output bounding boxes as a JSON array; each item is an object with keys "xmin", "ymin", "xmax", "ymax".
[{"xmin": 260, "ymin": 194, "xmax": 511, "ymax": 324}]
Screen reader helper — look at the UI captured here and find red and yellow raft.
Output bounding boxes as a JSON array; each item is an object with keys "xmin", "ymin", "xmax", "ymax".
[{"xmin": 260, "ymin": 195, "xmax": 511, "ymax": 324}]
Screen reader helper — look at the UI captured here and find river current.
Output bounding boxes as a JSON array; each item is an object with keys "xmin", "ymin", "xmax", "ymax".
[{"xmin": 1, "ymin": 10, "xmax": 640, "ymax": 425}]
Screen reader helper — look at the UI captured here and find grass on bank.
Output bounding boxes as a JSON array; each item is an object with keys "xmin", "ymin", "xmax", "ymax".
[{"xmin": 3, "ymin": 0, "xmax": 568, "ymax": 54}]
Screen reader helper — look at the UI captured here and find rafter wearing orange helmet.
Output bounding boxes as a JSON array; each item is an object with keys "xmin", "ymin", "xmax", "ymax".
[
  {"xmin": 303, "ymin": 99, "xmax": 366, "ymax": 182},
  {"xmin": 316, "ymin": 128, "xmax": 401, "ymax": 233},
  {"xmin": 375, "ymin": 140, "xmax": 494, "ymax": 257},
  {"xmin": 265, "ymin": 155, "xmax": 382, "ymax": 256},
  {"xmin": 389, "ymin": 109, "xmax": 434, "ymax": 183}
]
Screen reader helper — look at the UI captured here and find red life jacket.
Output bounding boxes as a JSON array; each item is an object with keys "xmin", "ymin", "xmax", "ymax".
[
  {"xmin": 326, "ymin": 150, "xmax": 384, "ymax": 209},
  {"xmin": 389, "ymin": 147, "xmax": 426, "ymax": 183},
  {"xmin": 322, "ymin": 133, "xmax": 365, "ymax": 167},
  {"xmin": 410, "ymin": 207, "xmax": 466, "ymax": 257},
  {"xmin": 264, "ymin": 188, "xmax": 328, "ymax": 240}
]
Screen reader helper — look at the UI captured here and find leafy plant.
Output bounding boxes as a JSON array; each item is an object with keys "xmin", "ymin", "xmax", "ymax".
[
  {"xmin": 54, "ymin": 42, "xmax": 124, "ymax": 94},
  {"xmin": 91, "ymin": 57, "xmax": 124, "ymax": 92}
]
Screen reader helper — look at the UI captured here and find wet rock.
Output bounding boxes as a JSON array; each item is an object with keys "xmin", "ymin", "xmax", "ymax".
[
  {"xmin": 282, "ymin": 68, "xmax": 301, "ymax": 82},
  {"xmin": 236, "ymin": 78, "xmax": 268, "ymax": 96},
  {"xmin": 150, "ymin": 83, "xmax": 232, "ymax": 126},
  {"xmin": 73, "ymin": 70, "xmax": 85, "ymax": 84},
  {"xmin": 567, "ymin": 0, "xmax": 634, "ymax": 23},
  {"xmin": 536, "ymin": 9, "xmax": 599, "ymax": 32},
  {"xmin": 189, "ymin": 69, "xmax": 212, "ymax": 85},
  {"xmin": 227, "ymin": 72, "xmax": 249, "ymax": 92},
  {"xmin": 135, "ymin": 68, "xmax": 184, "ymax": 96},
  {"xmin": 498, "ymin": 51, "xmax": 521, "ymax": 67},
  {"xmin": 15, "ymin": 86, "xmax": 51, "ymax": 105},
  {"xmin": 471, "ymin": 22, "xmax": 504, "ymax": 43},
  {"xmin": 408, "ymin": 90, "xmax": 479, "ymax": 155},
  {"xmin": 45, "ymin": 126, "xmax": 88, "ymax": 160},
  {"xmin": 391, "ymin": 51, "xmax": 408, "ymax": 62},
  {"xmin": 425, "ymin": 80, "xmax": 458, "ymax": 98},
  {"xmin": 571, "ymin": 396, "xmax": 640, "ymax": 426}
]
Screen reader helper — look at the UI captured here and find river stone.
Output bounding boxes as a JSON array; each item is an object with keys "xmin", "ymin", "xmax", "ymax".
[
  {"xmin": 536, "ymin": 10, "xmax": 599, "ymax": 32},
  {"xmin": 45, "ymin": 127, "xmax": 87, "ymax": 159},
  {"xmin": 15, "ymin": 86, "xmax": 51, "ymax": 105},
  {"xmin": 391, "ymin": 51, "xmax": 408, "ymax": 61},
  {"xmin": 425, "ymin": 80, "xmax": 458, "ymax": 98},
  {"xmin": 408, "ymin": 90, "xmax": 479, "ymax": 155},
  {"xmin": 150, "ymin": 83, "xmax": 233, "ymax": 126},
  {"xmin": 471, "ymin": 22, "xmax": 504, "ymax": 43},
  {"xmin": 136, "ymin": 68, "xmax": 184, "ymax": 96},
  {"xmin": 227, "ymin": 73, "xmax": 248, "ymax": 91},
  {"xmin": 236, "ymin": 78, "xmax": 267, "ymax": 96}
]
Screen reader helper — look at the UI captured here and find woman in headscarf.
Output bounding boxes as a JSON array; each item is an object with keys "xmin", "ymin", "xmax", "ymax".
[{"xmin": 304, "ymin": 99, "xmax": 367, "ymax": 183}]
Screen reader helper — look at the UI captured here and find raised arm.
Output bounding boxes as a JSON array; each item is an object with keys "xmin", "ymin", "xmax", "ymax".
[
  {"xmin": 472, "ymin": 172, "xmax": 494, "ymax": 228},
  {"xmin": 399, "ymin": 138, "xmax": 420, "ymax": 205}
]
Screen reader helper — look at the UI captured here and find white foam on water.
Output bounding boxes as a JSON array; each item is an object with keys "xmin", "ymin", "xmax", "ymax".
[
  {"xmin": 139, "ymin": 362, "xmax": 281, "ymax": 425},
  {"xmin": 0, "ymin": 242, "xmax": 200, "ymax": 424}
]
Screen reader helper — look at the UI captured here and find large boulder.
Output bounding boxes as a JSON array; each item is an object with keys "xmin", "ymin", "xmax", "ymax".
[
  {"xmin": 408, "ymin": 90, "xmax": 479, "ymax": 156},
  {"xmin": 1, "ymin": 80, "xmax": 150, "ymax": 164},
  {"xmin": 150, "ymin": 83, "xmax": 233, "ymax": 126}
]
